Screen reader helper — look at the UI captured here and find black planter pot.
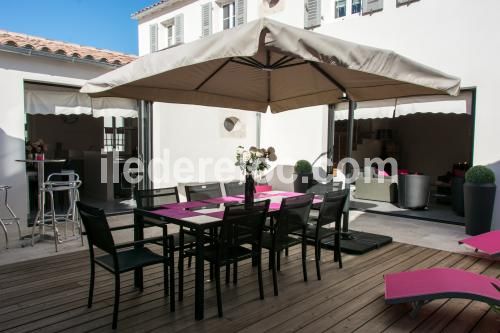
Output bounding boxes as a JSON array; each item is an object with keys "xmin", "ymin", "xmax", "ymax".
[
  {"xmin": 293, "ymin": 173, "xmax": 312, "ymax": 193},
  {"xmin": 244, "ymin": 174, "xmax": 255, "ymax": 207},
  {"xmin": 463, "ymin": 183, "xmax": 496, "ymax": 235}
]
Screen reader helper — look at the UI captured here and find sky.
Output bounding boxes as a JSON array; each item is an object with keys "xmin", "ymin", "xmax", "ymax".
[{"xmin": 0, "ymin": 0, "xmax": 156, "ymax": 55}]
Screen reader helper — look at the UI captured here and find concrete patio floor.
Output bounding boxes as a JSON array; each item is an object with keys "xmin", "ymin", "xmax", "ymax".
[{"xmin": 0, "ymin": 211, "xmax": 471, "ymax": 267}]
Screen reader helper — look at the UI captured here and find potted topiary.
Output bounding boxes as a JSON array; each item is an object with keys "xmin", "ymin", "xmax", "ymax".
[
  {"xmin": 464, "ymin": 165, "xmax": 496, "ymax": 235},
  {"xmin": 294, "ymin": 160, "xmax": 313, "ymax": 193}
]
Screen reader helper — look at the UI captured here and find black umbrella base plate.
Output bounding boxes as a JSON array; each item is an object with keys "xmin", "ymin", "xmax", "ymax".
[{"xmin": 321, "ymin": 231, "xmax": 393, "ymax": 255}]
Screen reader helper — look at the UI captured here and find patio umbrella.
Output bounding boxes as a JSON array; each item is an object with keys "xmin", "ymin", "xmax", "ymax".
[
  {"xmin": 81, "ymin": 18, "xmax": 460, "ymax": 113},
  {"xmin": 81, "ymin": 17, "xmax": 461, "ymax": 254}
]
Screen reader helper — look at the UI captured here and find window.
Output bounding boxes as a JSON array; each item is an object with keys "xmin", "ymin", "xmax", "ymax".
[
  {"xmin": 223, "ymin": 2, "xmax": 236, "ymax": 30},
  {"xmin": 352, "ymin": 0, "xmax": 361, "ymax": 14},
  {"xmin": 335, "ymin": 0, "xmax": 346, "ymax": 18},
  {"xmin": 167, "ymin": 24, "xmax": 174, "ymax": 47},
  {"xmin": 103, "ymin": 117, "xmax": 125, "ymax": 153}
]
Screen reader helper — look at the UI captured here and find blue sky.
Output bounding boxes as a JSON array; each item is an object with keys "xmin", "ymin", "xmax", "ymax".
[{"xmin": 0, "ymin": 0, "xmax": 155, "ymax": 55}]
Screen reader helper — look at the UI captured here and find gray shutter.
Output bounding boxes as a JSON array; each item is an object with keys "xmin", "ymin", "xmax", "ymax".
[
  {"xmin": 174, "ymin": 14, "xmax": 184, "ymax": 44},
  {"xmin": 235, "ymin": 0, "xmax": 247, "ymax": 26},
  {"xmin": 304, "ymin": 0, "xmax": 321, "ymax": 29},
  {"xmin": 363, "ymin": 0, "xmax": 383, "ymax": 13},
  {"xmin": 201, "ymin": 3, "xmax": 212, "ymax": 37},
  {"xmin": 149, "ymin": 23, "xmax": 158, "ymax": 53}
]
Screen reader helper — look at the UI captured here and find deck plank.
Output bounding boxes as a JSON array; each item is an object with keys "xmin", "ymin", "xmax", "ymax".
[{"xmin": 0, "ymin": 242, "xmax": 496, "ymax": 333}]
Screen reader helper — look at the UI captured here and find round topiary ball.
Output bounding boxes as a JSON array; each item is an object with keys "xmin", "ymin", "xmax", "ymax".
[
  {"xmin": 294, "ymin": 160, "xmax": 312, "ymax": 174},
  {"xmin": 465, "ymin": 165, "xmax": 496, "ymax": 184}
]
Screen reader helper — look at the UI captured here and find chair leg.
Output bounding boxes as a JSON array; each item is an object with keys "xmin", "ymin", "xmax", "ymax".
[
  {"xmin": 285, "ymin": 247, "xmax": 289, "ymax": 256},
  {"xmin": 225, "ymin": 263, "xmax": 230, "ymax": 284},
  {"xmin": 0, "ymin": 218, "xmax": 8, "ymax": 249},
  {"xmin": 215, "ymin": 263, "xmax": 223, "ymax": 317},
  {"xmin": 88, "ymin": 260, "xmax": 95, "ymax": 308},
  {"xmin": 233, "ymin": 262, "xmax": 238, "ymax": 285},
  {"xmin": 336, "ymin": 234, "xmax": 343, "ymax": 269},
  {"xmin": 178, "ymin": 232, "xmax": 184, "ymax": 301},
  {"xmin": 49, "ymin": 191, "xmax": 59, "ymax": 252},
  {"xmin": 188, "ymin": 253, "xmax": 192, "ymax": 268},
  {"xmin": 315, "ymin": 241, "xmax": 321, "ymax": 281},
  {"xmin": 257, "ymin": 255, "xmax": 264, "ymax": 300},
  {"xmin": 272, "ymin": 251, "xmax": 278, "ymax": 296},
  {"xmin": 169, "ymin": 243, "xmax": 175, "ymax": 312},
  {"xmin": 277, "ymin": 250, "xmax": 281, "ymax": 272},
  {"xmin": 112, "ymin": 274, "xmax": 120, "ymax": 330},
  {"xmin": 302, "ymin": 239, "xmax": 308, "ymax": 282}
]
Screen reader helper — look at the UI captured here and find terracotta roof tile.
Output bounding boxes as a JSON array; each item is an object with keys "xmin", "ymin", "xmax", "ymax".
[
  {"xmin": 131, "ymin": 1, "xmax": 169, "ymax": 18},
  {"xmin": 0, "ymin": 30, "xmax": 136, "ymax": 66}
]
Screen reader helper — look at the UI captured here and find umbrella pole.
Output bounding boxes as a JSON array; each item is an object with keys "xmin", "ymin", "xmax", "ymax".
[{"xmin": 343, "ymin": 99, "xmax": 356, "ymax": 233}]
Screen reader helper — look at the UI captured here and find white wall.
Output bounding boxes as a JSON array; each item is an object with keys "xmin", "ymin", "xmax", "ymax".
[{"xmin": 0, "ymin": 51, "xmax": 113, "ymax": 223}]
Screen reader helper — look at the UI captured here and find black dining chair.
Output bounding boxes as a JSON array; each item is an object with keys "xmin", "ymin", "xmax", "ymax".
[
  {"xmin": 134, "ymin": 186, "xmax": 196, "ymax": 256},
  {"xmin": 261, "ymin": 193, "xmax": 314, "ymax": 296},
  {"xmin": 307, "ymin": 181, "xmax": 344, "ymax": 195},
  {"xmin": 76, "ymin": 202, "xmax": 175, "ymax": 330},
  {"xmin": 186, "ymin": 200, "xmax": 270, "ymax": 317},
  {"xmin": 223, "ymin": 181, "xmax": 245, "ymax": 196},
  {"xmin": 185, "ymin": 183, "xmax": 223, "ymax": 201},
  {"xmin": 293, "ymin": 190, "xmax": 348, "ymax": 280}
]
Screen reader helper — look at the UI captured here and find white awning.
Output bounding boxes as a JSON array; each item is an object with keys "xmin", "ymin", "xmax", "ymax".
[
  {"xmin": 334, "ymin": 91, "xmax": 472, "ymax": 120},
  {"xmin": 25, "ymin": 85, "xmax": 138, "ymax": 118}
]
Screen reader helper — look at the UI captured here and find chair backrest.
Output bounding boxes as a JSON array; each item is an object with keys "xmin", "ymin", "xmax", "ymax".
[
  {"xmin": 307, "ymin": 181, "xmax": 343, "ymax": 195},
  {"xmin": 224, "ymin": 181, "xmax": 245, "ymax": 196},
  {"xmin": 135, "ymin": 187, "xmax": 179, "ymax": 209},
  {"xmin": 317, "ymin": 190, "xmax": 349, "ymax": 229},
  {"xmin": 76, "ymin": 202, "xmax": 116, "ymax": 255},
  {"xmin": 185, "ymin": 183, "xmax": 222, "ymax": 201},
  {"xmin": 275, "ymin": 193, "xmax": 314, "ymax": 244},
  {"xmin": 217, "ymin": 200, "xmax": 270, "ymax": 257}
]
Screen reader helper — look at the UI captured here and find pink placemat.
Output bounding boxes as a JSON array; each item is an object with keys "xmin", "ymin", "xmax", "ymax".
[
  {"xmin": 203, "ymin": 196, "xmax": 242, "ymax": 204},
  {"xmin": 459, "ymin": 230, "xmax": 500, "ymax": 256},
  {"xmin": 161, "ymin": 201, "xmax": 208, "ymax": 209},
  {"xmin": 151, "ymin": 208, "xmax": 202, "ymax": 219},
  {"xmin": 269, "ymin": 202, "xmax": 282, "ymax": 211}
]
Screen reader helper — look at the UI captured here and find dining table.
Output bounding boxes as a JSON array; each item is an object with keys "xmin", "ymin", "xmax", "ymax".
[{"xmin": 133, "ymin": 190, "xmax": 323, "ymax": 320}]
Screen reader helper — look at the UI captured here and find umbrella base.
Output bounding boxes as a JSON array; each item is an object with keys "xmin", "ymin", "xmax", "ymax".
[{"xmin": 321, "ymin": 230, "xmax": 393, "ymax": 255}]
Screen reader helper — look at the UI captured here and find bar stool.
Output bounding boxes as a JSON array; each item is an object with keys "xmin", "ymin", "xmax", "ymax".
[
  {"xmin": 0, "ymin": 185, "xmax": 22, "ymax": 249},
  {"xmin": 31, "ymin": 172, "xmax": 82, "ymax": 252}
]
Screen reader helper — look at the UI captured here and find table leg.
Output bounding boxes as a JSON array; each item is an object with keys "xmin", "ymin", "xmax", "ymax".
[
  {"xmin": 195, "ymin": 227, "xmax": 205, "ymax": 320},
  {"xmin": 134, "ymin": 213, "xmax": 144, "ymax": 289}
]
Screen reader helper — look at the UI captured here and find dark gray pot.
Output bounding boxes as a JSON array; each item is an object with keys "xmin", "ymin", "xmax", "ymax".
[
  {"xmin": 463, "ymin": 183, "xmax": 496, "ymax": 235},
  {"xmin": 294, "ymin": 173, "xmax": 312, "ymax": 193}
]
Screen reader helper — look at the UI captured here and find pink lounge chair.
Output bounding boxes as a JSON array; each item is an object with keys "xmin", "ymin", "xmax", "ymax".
[
  {"xmin": 459, "ymin": 230, "xmax": 500, "ymax": 256},
  {"xmin": 384, "ymin": 268, "xmax": 500, "ymax": 317}
]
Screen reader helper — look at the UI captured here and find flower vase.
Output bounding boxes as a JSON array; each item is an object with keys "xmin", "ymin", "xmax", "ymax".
[{"xmin": 245, "ymin": 174, "xmax": 255, "ymax": 207}]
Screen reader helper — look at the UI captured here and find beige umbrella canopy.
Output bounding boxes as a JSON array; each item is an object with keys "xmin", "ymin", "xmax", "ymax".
[{"xmin": 81, "ymin": 18, "xmax": 460, "ymax": 113}]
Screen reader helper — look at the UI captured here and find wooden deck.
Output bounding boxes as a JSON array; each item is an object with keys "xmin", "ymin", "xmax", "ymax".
[{"xmin": 0, "ymin": 242, "xmax": 498, "ymax": 333}]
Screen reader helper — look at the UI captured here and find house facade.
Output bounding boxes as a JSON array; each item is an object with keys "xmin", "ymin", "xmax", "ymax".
[
  {"xmin": 133, "ymin": 0, "xmax": 500, "ymax": 230},
  {"xmin": 0, "ymin": 31, "xmax": 135, "ymax": 221}
]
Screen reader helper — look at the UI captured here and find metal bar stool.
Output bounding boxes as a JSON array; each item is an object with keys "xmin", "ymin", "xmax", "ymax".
[
  {"xmin": 31, "ymin": 172, "xmax": 82, "ymax": 252},
  {"xmin": 0, "ymin": 185, "xmax": 22, "ymax": 249}
]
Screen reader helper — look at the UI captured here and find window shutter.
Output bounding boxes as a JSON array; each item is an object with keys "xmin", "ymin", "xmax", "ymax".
[
  {"xmin": 149, "ymin": 23, "xmax": 158, "ymax": 53},
  {"xmin": 235, "ymin": 0, "xmax": 247, "ymax": 26},
  {"xmin": 174, "ymin": 14, "xmax": 184, "ymax": 44},
  {"xmin": 304, "ymin": 0, "xmax": 321, "ymax": 29},
  {"xmin": 363, "ymin": 0, "xmax": 383, "ymax": 13},
  {"xmin": 201, "ymin": 2, "xmax": 212, "ymax": 37}
]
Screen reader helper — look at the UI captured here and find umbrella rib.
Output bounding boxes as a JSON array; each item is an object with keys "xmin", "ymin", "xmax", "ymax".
[
  {"xmin": 272, "ymin": 57, "xmax": 297, "ymax": 69},
  {"xmin": 238, "ymin": 56, "xmax": 266, "ymax": 68},
  {"xmin": 231, "ymin": 59, "xmax": 262, "ymax": 69},
  {"xmin": 307, "ymin": 61, "xmax": 347, "ymax": 94},
  {"xmin": 195, "ymin": 58, "xmax": 233, "ymax": 91},
  {"xmin": 266, "ymin": 50, "xmax": 271, "ymax": 103}
]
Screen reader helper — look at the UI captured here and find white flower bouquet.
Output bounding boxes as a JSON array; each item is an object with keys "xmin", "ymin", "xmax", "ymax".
[{"xmin": 235, "ymin": 146, "xmax": 277, "ymax": 176}]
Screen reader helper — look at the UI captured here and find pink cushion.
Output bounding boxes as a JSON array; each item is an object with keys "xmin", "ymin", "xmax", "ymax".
[
  {"xmin": 255, "ymin": 185, "xmax": 272, "ymax": 192},
  {"xmin": 385, "ymin": 268, "xmax": 500, "ymax": 304},
  {"xmin": 459, "ymin": 230, "xmax": 500, "ymax": 256},
  {"xmin": 378, "ymin": 170, "xmax": 390, "ymax": 177},
  {"xmin": 398, "ymin": 169, "xmax": 409, "ymax": 175}
]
